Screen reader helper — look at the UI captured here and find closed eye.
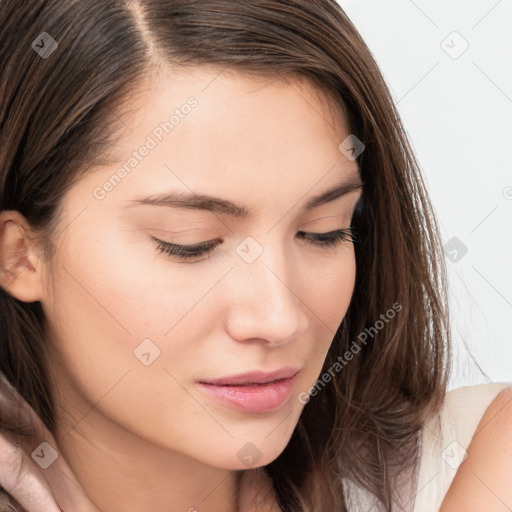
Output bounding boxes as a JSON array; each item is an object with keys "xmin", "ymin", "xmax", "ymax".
[{"xmin": 151, "ymin": 227, "xmax": 357, "ymax": 262}]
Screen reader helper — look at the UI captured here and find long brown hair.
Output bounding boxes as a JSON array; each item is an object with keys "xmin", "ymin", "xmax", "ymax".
[{"xmin": 0, "ymin": 1, "xmax": 451, "ymax": 510}]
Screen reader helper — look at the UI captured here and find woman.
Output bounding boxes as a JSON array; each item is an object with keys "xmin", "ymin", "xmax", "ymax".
[{"xmin": 0, "ymin": 1, "xmax": 511, "ymax": 511}]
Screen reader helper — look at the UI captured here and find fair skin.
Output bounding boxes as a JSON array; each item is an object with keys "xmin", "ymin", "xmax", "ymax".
[
  {"xmin": 0, "ymin": 65, "xmax": 362, "ymax": 511},
  {"xmin": 1, "ymin": 65, "xmax": 511, "ymax": 512},
  {"xmin": 440, "ymin": 386, "xmax": 512, "ymax": 511}
]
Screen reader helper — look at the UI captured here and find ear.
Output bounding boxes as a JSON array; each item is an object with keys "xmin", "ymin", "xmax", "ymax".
[{"xmin": 0, "ymin": 210, "xmax": 45, "ymax": 303}]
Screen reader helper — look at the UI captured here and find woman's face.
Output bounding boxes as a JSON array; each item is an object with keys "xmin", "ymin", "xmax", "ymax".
[{"xmin": 41, "ymin": 65, "xmax": 362, "ymax": 471}]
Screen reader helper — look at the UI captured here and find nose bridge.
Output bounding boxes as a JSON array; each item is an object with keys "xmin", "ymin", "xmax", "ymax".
[{"xmin": 225, "ymin": 233, "xmax": 308, "ymax": 344}]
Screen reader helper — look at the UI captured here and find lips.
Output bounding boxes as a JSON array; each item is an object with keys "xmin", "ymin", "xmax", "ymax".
[
  {"xmin": 198, "ymin": 367, "xmax": 301, "ymax": 386},
  {"xmin": 197, "ymin": 368, "xmax": 300, "ymax": 413}
]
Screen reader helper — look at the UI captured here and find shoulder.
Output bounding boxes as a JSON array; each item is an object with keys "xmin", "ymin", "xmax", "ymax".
[
  {"xmin": 424, "ymin": 381, "xmax": 511, "ymax": 455},
  {"xmin": 439, "ymin": 382, "xmax": 512, "ymax": 511},
  {"xmin": 413, "ymin": 381, "xmax": 511, "ymax": 512}
]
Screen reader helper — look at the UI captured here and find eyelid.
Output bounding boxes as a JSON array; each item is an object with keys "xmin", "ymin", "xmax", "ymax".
[
  {"xmin": 146, "ymin": 204, "xmax": 359, "ymax": 252},
  {"xmin": 152, "ymin": 226, "xmax": 357, "ymax": 263},
  {"xmin": 301, "ymin": 213, "xmax": 348, "ymax": 228},
  {"xmin": 145, "ymin": 226, "xmax": 207, "ymax": 238},
  {"xmin": 151, "ymin": 208, "xmax": 354, "ymax": 240},
  {"xmin": 150, "ymin": 234, "xmax": 218, "ymax": 250},
  {"xmin": 146, "ymin": 210, "xmax": 352, "ymax": 238}
]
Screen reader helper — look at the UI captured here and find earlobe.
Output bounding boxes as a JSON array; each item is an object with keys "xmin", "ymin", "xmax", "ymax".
[{"xmin": 0, "ymin": 211, "xmax": 44, "ymax": 303}]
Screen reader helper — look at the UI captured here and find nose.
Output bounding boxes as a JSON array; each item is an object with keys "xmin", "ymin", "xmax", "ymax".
[{"xmin": 224, "ymin": 240, "xmax": 309, "ymax": 347}]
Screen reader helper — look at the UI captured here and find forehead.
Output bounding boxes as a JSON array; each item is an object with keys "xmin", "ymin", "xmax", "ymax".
[
  {"xmin": 74, "ymin": 65, "xmax": 360, "ymax": 217},
  {"xmin": 112, "ymin": 63, "xmax": 352, "ymax": 155}
]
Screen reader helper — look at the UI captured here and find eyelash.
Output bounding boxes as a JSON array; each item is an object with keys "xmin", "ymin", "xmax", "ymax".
[{"xmin": 152, "ymin": 228, "xmax": 357, "ymax": 261}]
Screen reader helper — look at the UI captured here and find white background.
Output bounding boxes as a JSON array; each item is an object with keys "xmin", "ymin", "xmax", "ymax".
[{"xmin": 338, "ymin": 0, "xmax": 512, "ymax": 390}]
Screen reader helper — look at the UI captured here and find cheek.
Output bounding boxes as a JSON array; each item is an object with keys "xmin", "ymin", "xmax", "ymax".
[
  {"xmin": 43, "ymin": 235, "xmax": 220, "ymax": 448},
  {"xmin": 313, "ymin": 247, "xmax": 356, "ymax": 328},
  {"xmin": 308, "ymin": 248, "xmax": 356, "ymax": 356},
  {"xmin": 49, "ymin": 213, "xmax": 213, "ymax": 334},
  {"xmin": 43, "ymin": 225, "xmax": 208, "ymax": 403}
]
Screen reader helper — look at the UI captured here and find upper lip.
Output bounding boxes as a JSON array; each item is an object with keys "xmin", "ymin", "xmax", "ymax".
[{"xmin": 199, "ymin": 367, "xmax": 301, "ymax": 386}]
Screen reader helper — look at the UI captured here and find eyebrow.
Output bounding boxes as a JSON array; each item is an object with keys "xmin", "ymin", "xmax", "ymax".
[{"xmin": 124, "ymin": 176, "xmax": 363, "ymax": 218}]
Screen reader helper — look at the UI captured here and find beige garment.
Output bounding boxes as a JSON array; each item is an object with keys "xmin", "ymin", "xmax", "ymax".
[{"xmin": 342, "ymin": 381, "xmax": 512, "ymax": 512}]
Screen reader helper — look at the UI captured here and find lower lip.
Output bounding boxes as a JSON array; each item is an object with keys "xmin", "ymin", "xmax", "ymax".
[{"xmin": 197, "ymin": 377, "xmax": 296, "ymax": 413}]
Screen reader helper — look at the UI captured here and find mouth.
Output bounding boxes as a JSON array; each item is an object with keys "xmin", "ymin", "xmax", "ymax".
[
  {"xmin": 197, "ymin": 371, "xmax": 300, "ymax": 413},
  {"xmin": 198, "ymin": 367, "xmax": 301, "ymax": 387},
  {"xmin": 207, "ymin": 378, "xmax": 288, "ymax": 386}
]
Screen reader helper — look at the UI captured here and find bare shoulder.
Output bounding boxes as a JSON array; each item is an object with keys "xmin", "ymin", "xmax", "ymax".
[{"xmin": 440, "ymin": 385, "xmax": 512, "ymax": 511}]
